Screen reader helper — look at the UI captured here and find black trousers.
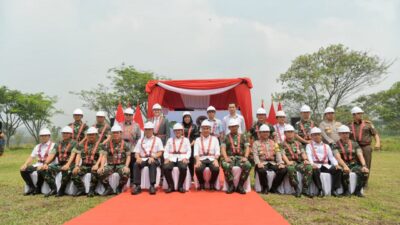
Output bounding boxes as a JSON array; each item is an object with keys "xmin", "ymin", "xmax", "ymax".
[
  {"xmin": 129, "ymin": 152, "xmax": 136, "ymax": 185},
  {"xmin": 256, "ymin": 163, "xmax": 287, "ymax": 191},
  {"xmin": 133, "ymin": 160, "xmax": 160, "ymax": 186},
  {"xmin": 195, "ymin": 159, "xmax": 219, "ymax": 186},
  {"xmin": 20, "ymin": 166, "xmax": 45, "ymax": 189},
  {"xmin": 163, "ymin": 160, "xmax": 188, "ymax": 189},
  {"xmin": 188, "ymin": 147, "xmax": 195, "ymax": 180},
  {"xmin": 312, "ymin": 165, "xmax": 341, "ymax": 191}
]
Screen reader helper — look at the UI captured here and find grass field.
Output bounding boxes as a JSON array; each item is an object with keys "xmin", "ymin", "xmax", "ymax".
[{"xmin": 0, "ymin": 137, "xmax": 399, "ymax": 225}]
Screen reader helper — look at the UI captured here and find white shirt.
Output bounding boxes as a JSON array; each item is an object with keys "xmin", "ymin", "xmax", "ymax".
[
  {"xmin": 306, "ymin": 141, "xmax": 338, "ymax": 169},
  {"xmin": 30, "ymin": 141, "xmax": 55, "ymax": 167},
  {"xmin": 164, "ymin": 137, "xmax": 191, "ymax": 162},
  {"xmin": 133, "ymin": 135, "xmax": 164, "ymax": 161},
  {"xmin": 223, "ymin": 114, "xmax": 246, "ymax": 135},
  {"xmin": 274, "ymin": 123, "xmax": 287, "ymax": 144},
  {"xmin": 194, "ymin": 135, "xmax": 220, "ymax": 161}
]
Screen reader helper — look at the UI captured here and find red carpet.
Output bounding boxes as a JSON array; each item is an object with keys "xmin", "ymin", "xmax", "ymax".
[{"xmin": 64, "ymin": 190, "xmax": 289, "ymax": 225}]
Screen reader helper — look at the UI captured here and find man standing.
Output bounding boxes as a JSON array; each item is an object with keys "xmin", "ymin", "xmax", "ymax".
[
  {"xmin": 194, "ymin": 120, "xmax": 221, "ymax": 191},
  {"xmin": 319, "ymin": 107, "xmax": 341, "ymax": 147},
  {"xmin": 98, "ymin": 125, "xmax": 131, "ymax": 195},
  {"xmin": 149, "ymin": 103, "xmax": 170, "ymax": 145},
  {"xmin": 20, "ymin": 128, "xmax": 55, "ymax": 195},
  {"xmin": 252, "ymin": 125, "xmax": 287, "ymax": 194},
  {"xmin": 42, "ymin": 126, "xmax": 78, "ymax": 197},
  {"xmin": 250, "ymin": 108, "xmax": 274, "ymax": 141},
  {"xmin": 223, "ymin": 103, "xmax": 246, "ymax": 135},
  {"xmin": 206, "ymin": 106, "xmax": 224, "ymax": 140},
  {"xmin": 281, "ymin": 125, "xmax": 312, "ymax": 198},
  {"xmin": 221, "ymin": 120, "xmax": 251, "ymax": 194},
  {"xmin": 163, "ymin": 123, "xmax": 191, "ymax": 193},
  {"xmin": 274, "ymin": 111, "xmax": 288, "ymax": 144},
  {"xmin": 0, "ymin": 122, "xmax": 5, "ymax": 157},
  {"xmin": 333, "ymin": 125, "xmax": 369, "ymax": 197},
  {"xmin": 71, "ymin": 127, "xmax": 103, "ymax": 197},
  {"xmin": 306, "ymin": 127, "xmax": 341, "ymax": 197},
  {"xmin": 94, "ymin": 111, "xmax": 111, "ymax": 144},
  {"xmin": 295, "ymin": 105, "xmax": 315, "ymax": 146},
  {"xmin": 132, "ymin": 122, "xmax": 164, "ymax": 195},
  {"xmin": 68, "ymin": 108, "xmax": 88, "ymax": 143}
]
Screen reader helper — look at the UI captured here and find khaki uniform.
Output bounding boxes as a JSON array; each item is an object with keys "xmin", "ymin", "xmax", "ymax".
[
  {"xmin": 348, "ymin": 120, "xmax": 376, "ymax": 170},
  {"xmin": 319, "ymin": 120, "xmax": 341, "ymax": 145}
]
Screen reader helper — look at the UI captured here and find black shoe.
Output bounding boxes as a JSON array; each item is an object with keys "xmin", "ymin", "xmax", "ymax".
[
  {"xmin": 318, "ymin": 189, "xmax": 325, "ymax": 198},
  {"xmin": 115, "ymin": 186, "xmax": 123, "ymax": 195},
  {"xmin": 149, "ymin": 185, "xmax": 156, "ymax": 195},
  {"xmin": 178, "ymin": 187, "xmax": 185, "ymax": 193},
  {"xmin": 24, "ymin": 187, "xmax": 35, "ymax": 196},
  {"xmin": 199, "ymin": 184, "xmax": 205, "ymax": 191},
  {"xmin": 34, "ymin": 187, "xmax": 42, "ymax": 195},
  {"xmin": 165, "ymin": 187, "xmax": 174, "ymax": 193},
  {"xmin": 102, "ymin": 186, "xmax": 114, "ymax": 196},
  {"xmin": 131, "ymin": 186, "xmax": 141, "ymax": 195},
  {"xmin": 87, "ymin": 190, "xmax": 95, "ymax": 198},
  {"xmin": 44, "ymin": 189, "xmax": 56, "ymax": 197},
  {"xmin": 302, "ymin": 188, "xmax": 313, "ymax": 198},
  {"xmin": 269, "ymin": 188, "xmax": 279, "ymax": 194},
  {"xmin": 55, "ymin": 191, "xmax": 65, "ymax": 197},
  {"xmin": 209, "ymin": 185, "xmax": 216, "ymax": 191},
  {"xmin": 331, "ymin": 190, "xmax": 340, "ymax": 197},
  {"xmin": 226, "ymin": 183, "xmax": 235, "ymax": 194},
  {"xmin": 237, "ymin": 185, "xmax": 246, "ymax": 194},
  {"xmin": 342, "ymin": 190, "xmax": 351, "ymax": 197},
  {"xmin": 74, "ymin": 189, "xmax": 85, "ymax": 197},
  {"xmin": 294, "ymin": 188, "xmax": 302, "ymax": 198},
  {"xmin": 355, "ymin": 191, "xmax": 364, "ymax": 197},
  {"xmin": 262, "ymin": 186, "xmax": 269, "ymax": 195}
]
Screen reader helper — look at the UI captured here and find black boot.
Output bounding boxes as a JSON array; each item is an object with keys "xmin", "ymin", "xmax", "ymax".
[
  {"xmin": 21, "ymin": 171, "xmax": 35, "ymax": 195},
  {"xmin": 198, "ymin": 183, "xmax": 205, "ymax": 191},
  {"xmin": 226, "ymin": 181, "xmax": 235, "ymax": 194},
  {"xmin": 87, "ymin": 186, "xmax": 95, "ymax": 197},
  {"xmin": 149, "ymin": 185, "xmax": 156, "ymax": 195},
  {"xmin": 236, "ymin": 179, "xmax": 246, "ymax": 194},
  {"xmin": 44, "ymin": 182, "xmax": 57, "ymax": 197},
  {"xmin": 56, "ymin": 183, "xmax": 67, "ymax": 197},
  {"xmin": 318, "ymin": 188, "xmax": 325, "ymax": 198},
  {"xmin": 354, "ymin": 185, "xmax": 364, "ymax": 197},
  {"xmin": 131, "ymin": 185, "xmax": 141, "ymax": 195},
  {"xmin": 294, "ymin": 186, "xmax": 301, "ymax": 198},
  {"xmin": 74, "ymin": 187, "xmax": 85, "ymax": 197},
  {"xmin": 116, "ymin": 184, "xmax": 124, "ymax": 194},
  {"xmin": 34, "ymin": 174, "xmax": 44, "ymax": 195},
  {"xmin": 102, "ymin": 183, "xmax": 114, "ymax": 196},
  {"xmin": 165, "ymin": 172, "xmax": 175, "ymax": 193},
  {"xmin": 177, "ymin": 169, "xmax": 186, "ymax": 193}
]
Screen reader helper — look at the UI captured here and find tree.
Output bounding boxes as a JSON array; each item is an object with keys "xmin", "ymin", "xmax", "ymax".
[
  {"xmin": 16, "ymin": 93, "xmax": 61, "ymax": 144},
  {"xmin": 0, "ymin": 86, "xmax": 24, "ymax": 147},
  {"xmin": 277, "ymin": 44, "xmax": 392, "ymax": 122},
  {"xmin": 72, "ymin": 64, "xmax": 167, "ymax": 121},
  {"xmin": 353, "ymin": 81, "xmax": 400, "ymax": 130}
]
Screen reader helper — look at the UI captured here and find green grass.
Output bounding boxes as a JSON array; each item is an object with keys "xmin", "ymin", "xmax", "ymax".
[{"xmin": 1, "ymin": 137, "xmax": 399, "ymax": 225}]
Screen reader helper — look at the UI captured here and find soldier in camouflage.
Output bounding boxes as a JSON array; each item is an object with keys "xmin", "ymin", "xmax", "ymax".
[
  {"xmin": 68, "ymin": 108, "xmax": 88, "ymax": 143},
  {"xmin": 295, "ymin": 105, "xmax": 315, "ymax": 146}
]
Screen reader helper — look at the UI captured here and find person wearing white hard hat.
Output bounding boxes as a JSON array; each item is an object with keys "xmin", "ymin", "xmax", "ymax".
[
  {"xmin": 182, "ymin": 111, "xmax": 199, "ymax": 180},
  {"xmin": 194, "ymin": 120, "xmax": 221, "ymax": 191},
  {"xmin": 92, "ymin": 111, "xmax": 111, "ymax": 144},
  {"xmin": 274, "ymin": 111, "xmax": 288, "ymax": 144},
  {"xmin": 252, "ymin": 124, "xmax": 287, "ymax": 195},
  {"xmin": 163, "ymin": 123, "xmax": 191, "ymax": 193},
  {"xmin": 333, "ymin": 125, "xmax": 369, "ymax": 197},
  {"xmin": 306, "ymin": 127, "xmax": 341, "ymax": 197},
  {"xmin": 148, "ymin": 103, "xmax": 170, "ymax": 145},
  {"xmin": 221, "ymin": 119, "xmax": 251, "ymax": 194},
  {"xmin": 223, "ymin": 103, "xmax": 246, "ymax": 135},
  {"xmin": 206, "ymin": 106, "xmax": 224, "ymax": 140},
  {"xmin": 319, "ymin": 107, "xmax": 341, "ymax": 147},
  {"xmin": 20, "ymin": 128, "xmax": 55, "ymax": 195},
  {"xmin": 348, "ymin": 106, "xmax": 380, "ymax": 178},
  {"xmin": 69, "ymin": 108, "xmax": 88, "ymax": 143},
  {"xmin": 132, "ymin": 122, "xmax": 164, "ymax": 195},
  {"xmin": 250, "ymin": 108, "xmax": 275, "ymax": 142},
  {"xmin": 280, "ymin": 124, "xmax": 313, "ymax": 198},
  {"xmin": 97, "ymin": 125, "xmax": 131, "ymax": 196},
  {"xmin": 295, "ymin": 105, "xmax": 315, "ymax": 146},
  {"xmin": 71, "ymin": 127, "xmax": 103, "ymax": 197},
  {"xmin": 42, "ymin": 126, "xmax": 79, "ymax": 197}
]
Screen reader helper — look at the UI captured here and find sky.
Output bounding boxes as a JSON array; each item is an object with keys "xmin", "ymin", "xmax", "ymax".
[{"xmin": 0, "ymin": 0, "xmax": 399, "ymax": 127}]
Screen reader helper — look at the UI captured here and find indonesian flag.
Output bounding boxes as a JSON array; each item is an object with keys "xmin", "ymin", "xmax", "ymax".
[
  {"xmin": 277, "ymin": 101, "xmax": 283, "ymax": 111},
  {"xmin": 267, "ymin": 102, "xmax": 277, "ymax": 125},
  {"xmin": 115, "ymin": 103, "xmax": 125, "ymax": 123},
  {"xmin": 261, "ymin": 99, "xmax": 265, "ymax": 108},
  {"xmin": 134, "ymin": 102, "xmax": 144, "ymax": 130}
]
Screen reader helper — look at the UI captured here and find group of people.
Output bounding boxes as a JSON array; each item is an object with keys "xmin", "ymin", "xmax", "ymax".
[{"xmin": 20, "ymin": 102, "xmax": 380, "ymax": 198}]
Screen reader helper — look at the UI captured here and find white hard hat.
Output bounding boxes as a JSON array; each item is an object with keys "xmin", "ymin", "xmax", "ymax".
[
  {"xmin": 61, "ymin": 126, "xmax": 73, "ymax": 134},
  {"xmin": 256, "ymin": 108, "xmax": 267, "ymax": 115},
  {"xmin": 182, "ymin": 111, "xmax": 191, "ymax": 117},
  {"xmin": 201, "ymin": 120, "xmax": 211, "ymax": 127},
  {"xmin": 39, "ymin": 128, "xmax": 51, "ymax": 136},
  {"xmin": 96, "ymin": 111, "xmax": 106, "ymax": 117},
  {"xmin": 284, "ymin": 125, "xmax": 295, "ymax": 132},
  {"xmin": 338, "ymin": 125, "xmax": 351, "ymax": 133},
  {"xmin": 73, "ymin": 108, "xmax": 83, "ymax": 115},
  {"xmin": 276, "ymin": 110, "xmax": 286, "ymax": 117},
  {"xmin": 300, "ymin": 105, "xmax": 311, "ymax": 112},
  {"xmin": 228, "ymin": 119, "xmax": 240, "ymax": 127},
  {"xmin": 87, "ymin": 127, "xmax": 98, "ymax": 134},
  {"xmin": 259, "ymin": 124, "xmax": 270, "ymax": 132},
  {"xmin": 111, "ymin": 125, "xmax": 122, "ymax": 132},
  {"xmin": 207, "ymin": 106, "xmax": 216, "ymax": 112},
  {"xmin": 144, "ymin": 122, "xmax": 155, "ymax": 129},
  {"xmin": 124, "ymin": 108, "xmax": 134, "ymax": 115},
  {"xmin": 351, "ymin": 106, "xmax": 364, "ymax": 114},
  {"xmin": 324, "ymin": 107, "xmax": 335, "ymax": 114},
  {"xmin": 152, "ymin": 103, "xmax": 162, "ymax": 110},
  {"xmin": 310, "ymin": 127, "xmax": 322, "ymax": 134},
  {"xmin": 173, "ymin": 123, "xmax": 184, "ymax": 130}
]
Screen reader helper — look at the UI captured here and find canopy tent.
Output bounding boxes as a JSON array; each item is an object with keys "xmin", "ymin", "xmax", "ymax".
[{"xmin": 145, "ymin": 78, "xmax": 253, "ymax": 130}]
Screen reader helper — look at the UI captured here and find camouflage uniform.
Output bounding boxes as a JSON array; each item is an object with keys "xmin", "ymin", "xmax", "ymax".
[
  {"xmin": 99, "ymin": 140, "xmax": 131, "ymax": 193},
  {"xmin": 94, "ymin": 122, "xmax": 111, "ymax": 143},
  {"xmin": 333, "ymin": 140, "xmax": 368, "ymax": 195},
  {"xmin": 281, "ymin": 140, "xmax": 312, "ymax": 194},
  {"xmin": 295, "ymin": 119, "xmax": 315, "ymax": 146},
  {"xmin": 250, "ymin": 121, "xmax": 275, "ymax": 141},
  {"xmin": 71, "ymin": 140, "xmax": 103, "ymax": 195},
  {"xmin": 44, "ymin": 139, "xmax": 78, "ymax": 195},
  {"xmin": 348, "ymin": 120, "xmax": 377, "ymax": 170},
  {"xmin": 221, "ymin": 133, "xmax": 252, "ymax": 187},
  {"xmin": 68, "ymin": 121, "xmax": 88, "ymax": 142}
]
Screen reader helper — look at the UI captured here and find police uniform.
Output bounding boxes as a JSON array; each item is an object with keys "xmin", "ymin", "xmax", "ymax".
[{"xmin": 319, "ymin": 107, "xmax": 341, "ymax": 146}]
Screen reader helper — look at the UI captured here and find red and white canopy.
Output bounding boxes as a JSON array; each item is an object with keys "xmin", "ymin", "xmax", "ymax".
[{"xmin": 146, "ymin": 78, "xmax": 253, "ymax": 130}]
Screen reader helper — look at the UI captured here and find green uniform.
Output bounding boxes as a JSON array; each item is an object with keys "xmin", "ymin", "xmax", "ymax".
[
  {"xmin": 295, "ymin": 119, "xmax": 315, "ymax": 144},
  {"xmin": 71, "ymin": 140, "xmax": 103, "ymax": 193},
  {"xmin": 99, "ymin": 140, "xmax": 131, "ymax": 192},
  {"xmin": 94, "ymin": 123, "xmax": 111, "ymax": 144},
  {"xmin": 281, "ymin": 139, "xmax": 312, "ymax": 193},
  {"xmin": 44, "ymin": 139, "xmax": 78, "ymax": 192},
  {"xmin": 250, "ymin": 121, "xmax": 275, "ymax": 141},
  {"xmin": 68, "ymin": 121, "xmax": 88, "ymax": 142},
  {"xmin": 221, "ymin": 133, "xmax": 252, "ymax": 185},
  {"xmin": 348, "ymin": 120, "xmax": 377, "ymax": 170},
  {"xmin": 333, "ymin": 140, "xmax": 368, "ymax": 194}
]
